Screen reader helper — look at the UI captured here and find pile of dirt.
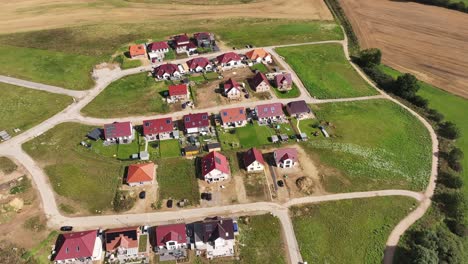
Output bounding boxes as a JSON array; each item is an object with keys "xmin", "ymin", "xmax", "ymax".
[{"xmin": 296, "ymin": 176, "xmax": 314, "ymax": 194}]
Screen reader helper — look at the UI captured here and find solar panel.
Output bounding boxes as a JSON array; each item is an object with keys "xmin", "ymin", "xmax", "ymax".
[
  {"xmin": 166, "ymin": 119, "xmax": 171, "ymax": 124},
  {"xmin": 185, "ymin": 117, "xmax": 190, "ymax": 122},
  {"xmin": 215, "ymin": 157, "xmax": 221, "ymax": 164},
  {"xmin": 240, "ymin": 109, "xmax": 244, "ymax": 114},
  {"xmin": 202, "ymin": 115, "xmax": 208, "ymax": 120},
  {"xmin": 144, "ymin": 122, "xmax": 150, "ymax": 127},
  {"xmin": 223, "ymin": 112, "xmax": 227, "ymax": 116}
]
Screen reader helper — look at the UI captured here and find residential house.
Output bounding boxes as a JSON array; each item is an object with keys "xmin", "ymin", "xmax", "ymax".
[
  {"xmin": 103, "ymin": 121, "xmax": 134, "ymax": 144},
  {"xmin": 254, "ymin": 103, "xmax": 285, "ymax": 123},
  {"xmin": 155, "ymin": 224, "xmax": 188, "ymax": 250},
  {"xmin": 153, "ymin": 64, "xmax": 181, "ymax": 80},
  {"xmin": 286, "ymin": 100, "xmax": 311, "ymax": 119},
  {"xmin": 216, "ymin": 52, "xmax": 242, "ymax": 69},
  {"xmin": 243, "ymin": 148, "xmax": 265, "ymax": 172},
  {"xmin": 186, "ymin": 57, "xmax": 213, "ymax": 73},
  {"xmin": 168, "ymin": 84, "xmax": 190, "ymax": 102},
  {"xmin": 194, "ymin": 32, "xmax": 214, "ymax": 47},
  {"xmin": 183, "ymin": 112, "xmax": 210, "ymax": 134},
  {"xmin": 201, "ymin": 151, "xmax": 230, "ymax": 183},
  {"xmin": 184, "ymin": 145, "xmax": 199, "ymax": 156},
  {"xmin": 129, "ymin": 44, "xmax": 146, "ymax": 58},
  {"xmin": 219, "ymin": 107, "xmax": 247, "ymax": 128},
  {"xmin": 173, "ymin": 34, "xmax": 190, "ymax": 54},
  {"xmin": 250, "ymin": 72, "xmax": 270, "ymax": 92},
  {"xmin": 274, "ymin": 148, "xmax": 298, "ymax": 168},
  {"xmin": 274, "ymin": 73, "xmax": 293, "ymax": 90},
  {"xmin": 53, "ymin": 230, "xmax": 103, "ymax": 263},
  {"xmin": 206, "ymin": 142, "xmax": 221, "ymax": 152},
  {"xmin": 245, "ymin": 48, "xmax": 272, "ymax": 64},
  {"xmin": 193, "ymin": 217, "xmax": 235, "ymax": 259},
  {"xmin": 105, "ymin": 226, "xmax": 147, "ymax": 261},
  {"xmin": 142, "ymin": 117, "xmax": 175, "ymax": 141},
  {"xmin": 126, "ymin": 162, "xmax": 155, "ymax": 186},
  {"xmin": 223, "ymin": 78, "xmax": 242, "ymax": 99},
  {"xmin": 148, "ymin": 41, "xmax": 170, "ymax": 53}
]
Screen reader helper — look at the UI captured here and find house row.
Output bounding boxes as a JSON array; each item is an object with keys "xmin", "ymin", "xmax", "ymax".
[
  {"xmin": 98, "ymin": 100, "xmax": 312, "ymax": 144},
  {"xmin": 52, "ymin": 217, "xmax": 236, "ymax": 263}
]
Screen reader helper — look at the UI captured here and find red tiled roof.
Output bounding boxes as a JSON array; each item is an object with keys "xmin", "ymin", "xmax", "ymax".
[
  {"xmin": 168, "ymin": 84, "xmax": 188, "ymax": 96},
  {"xmin": 148, "ymin": 41, "xmax": 169, "ymax": 51},
  {"xmin": 243, "ymin": 148, "xmax": 265, "ymax": 167},
  {"xmin": 187, "ymin": 42, "xmax": 197, "ymax": 49},
  {"xmin": 54, "ymin": 230, "xmax": 97, "ymax": 261},
  {"xmin": 104, "ymin": 122, "xmax": 132, "ymax": 139},
  {"xmin": 224, "ymin": 78, "xmax": 241, "ymax": 93},
  {"xmin": 127, "ymin": 163, "xmax": 155, "ymax": 183},
  {"xmin": 194, "ymin": 32, "xmax": 211, "ymax": 41},
  {"xmin": 202, "ymin": 151, "xmax": 230, "ymax": 176},
  {"xmin": 183, "ymin": 113, "xmax": 210, "ymax": 129},
  {"xmin": 255, "ymin": 103, "xmax": 284, "ymax": 119},
  {"xmin": 143, "ymin": 118, "xmax": 173, "ymax": 135},
  {"xmin": 274, "ymin": 73, "xmax": 292, "ymax": 87},
  {"xmin": 174, "ymin": 34, "xmax": 190, "ymax": 45},
  {"xmin": 186, "ymin": 57, "xmax": 210, "ymax": 70},
  {"xmin": 274, "ymin": 148, "xmax": 298, "ymax": 164},
  {"xmin": 155, "ymin": 224, "xmax": 187, "ymax": 247},
  {"xmin": 251, "ymin": 72, "xmax": 269, "ymax": 89},
  {"xmin": 105, "ymin": 226, "xmax": 139, "ymax": 252},
  {"xmin": 154, "ymin": 64, "xmax": 179, "ymax": 77},
  {"xmin": 286, "ymin": 100, "xmax": 310, "ymax": 115},
  {"xmin": 216, "ymin": 52, "xmax": 241, "ymax": 64},
  {"xmin": 220, "ymin": 107, "xmax": 246, "ymax": 124},
  {"xmin": 129, "ymin": 44, "xmax": 146, "ymax": 57},
  {"xmin": 245, "ymin": 48, "xmax": 270, "ymax": 60}
]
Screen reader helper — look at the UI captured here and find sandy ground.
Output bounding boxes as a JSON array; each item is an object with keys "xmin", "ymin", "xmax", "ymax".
[
  {"xmin": 340, "ymin": 0, "xmax": 468, "ymax": 98},
  {"xmin": 0, "ymin": 0, "xmax": 333, "ymax": 34}
]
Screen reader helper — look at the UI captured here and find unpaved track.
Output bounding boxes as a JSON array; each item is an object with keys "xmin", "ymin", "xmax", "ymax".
[
  {"xmin": 340, "ymin": 0, "xmax": 468, "ymax": 98},
  {"xmin": 0, "ymin": 37, "xmax": 438, "ymax": 264}
]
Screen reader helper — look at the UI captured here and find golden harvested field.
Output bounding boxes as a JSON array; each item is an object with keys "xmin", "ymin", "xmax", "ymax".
[
  {"xmin": 340, "ymin": 0, "xmax": 468, "ymax": 98},
  {"xmin": 1, "ymin": 0, "xmax": 333, "ymax": 34}
]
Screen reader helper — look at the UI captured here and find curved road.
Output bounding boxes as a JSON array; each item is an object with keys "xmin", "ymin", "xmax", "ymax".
[{"xmin": 0, "ymin": 35, "xmax": 438, "ymax": 264}]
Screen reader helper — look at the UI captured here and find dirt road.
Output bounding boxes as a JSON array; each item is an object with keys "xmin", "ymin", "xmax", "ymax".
[{"xmin": 340, "ymin": 0, "xmax": 468, "ymax": 98}]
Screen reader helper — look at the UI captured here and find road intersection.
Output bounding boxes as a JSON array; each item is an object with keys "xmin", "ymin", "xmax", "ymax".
[{"xmin": 0, "ymin": 35, "xmax": 438, "ymax": 264}]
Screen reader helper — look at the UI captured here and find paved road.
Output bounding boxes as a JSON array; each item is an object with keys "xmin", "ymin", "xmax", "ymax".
[{"xmin": 0, "ymin": 35, "xmax": 439, "ymax": 264}]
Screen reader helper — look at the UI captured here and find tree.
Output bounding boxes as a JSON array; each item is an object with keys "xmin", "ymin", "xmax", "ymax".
[
  {"xmin": 438, "ymin": 121, "xmax": 461, "ymax": 140},
  {"xmin": 434, "ymin": 188, "xmax": 465, "ymax": 219},
  {"xmin": 410, "ymin": 95, "xmax": 429, "ymax": 109},
  {"xmin": 438, "ymin": 172, "xmax": 463, "ymax": 189},
  {"xmin": 357, "ymin": 48, "xmax": 382, "ymax": 67},
  {"xmin": 394, "ymin": 73, "xmax": 420, "ymax": 99},
  {"xmin": 410, "ymin": 244, "xmax": 439, "ymax": 264},
  {"xmin": 435, "ymin": 228, "xmax": 464, "ymax": 264},
  {"xmin": 427, "ymin": 109, "xmax": 444, "ymax": 123},
  {"xmin": 448, "ymin": 148, "xmax": 464, "ymax": 164}
]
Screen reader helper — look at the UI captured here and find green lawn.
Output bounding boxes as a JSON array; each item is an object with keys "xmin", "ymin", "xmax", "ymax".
[
  {"xmin": 156, "ymin": 158, "xmax": 200, "ymax": 205},
  {"xmin": 81, "ymin": 73, "xmax": 169, "ymax": 118},
  {"xmin": 113, "ymin": 54, "xmax": 142, "ymax": 69},
  {"xmin": 276, "ymin": 44, "xmax": 377, "ymax": 99},
  {"xmin": 0, "ymin": 83, "xmax": 72, "ymax": 135},
  {"xmin": 250, "ymin": 63, "xmax": 269, "ymax": 73},
  {"xmin": 297, "ymin": 118, "xmax": 319, "ymax": 136},
  {"xmin": 237, "ymin": 214, "xmax": 286, "ymax": 264},
  {"xmin": 304, "ymin": 99, "xmax": 432, "ymax": 192},
  {"xmin": 159, "ymin": 139, "xmax": 181, "ymax": 158},
  {"xmin": 89, "ymin": 134, "xmax": 142, "ymax": 160},
  {"xmin": 291, "ymin": 197, "xmax": 416, "ymax": 264},
  {"xmin": 273, "ymin": 84, "xmax": 301, "ymax": 98},
  {"xmin": 0, "ymin": 19, "xmax": 341, "ymax": 90},
  {"xmin": 22, "ymin": 123, "xmax": 129, "ymax": 213},
  {"xmin": 0, "ymin": 157, "xmax": 17, "ymax": 175},
  {"xmin": 138, "ymin": 234, "xmax": 148, "ymax": 253},
  {"xmin": 0, "ymin": 45, "xmax": 97, "ymax": 90},
  {"xmin": 204, "ymin": 71, "xmax": 220, "ymax": 80}
]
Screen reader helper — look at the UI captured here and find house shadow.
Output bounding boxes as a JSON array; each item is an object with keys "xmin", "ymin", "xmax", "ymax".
[
  {"xmin": 121, "ymin": 166, "xmax": 129, "ymax": 185},
  {"xmin": 123, "ymin": 51, "xmax": 131, "ymax": 59},
  {"xmin": 194, "ymin": 157, "xmax": 203, "ymax": 180},
  {"xmin": 263, "ymin": 152, "xmax": 277, "ymax": 167},
  {"xmin": 235, "ymin": 151, "xmax": 246, "ymax": 171}
]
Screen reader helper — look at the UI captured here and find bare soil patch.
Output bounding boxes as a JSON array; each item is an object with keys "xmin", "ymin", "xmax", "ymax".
[{"xmin": 340, "ymin": 0, "xmax": 468, "ymax": 98}]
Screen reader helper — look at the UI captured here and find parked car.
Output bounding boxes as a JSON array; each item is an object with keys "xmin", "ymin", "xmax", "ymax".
[
  {"xmin": 139, "ymin": 191, "xmax": 146, "ymax": 199},
  {"xmin": 277, "ymin": 180, "xmax": 284, "ymax": 187},
  {"xmin": 167, "ymin": 199, "xmax": 173, "ymax": 208},
  {"xmin": 201, "ymin": 192, "xmax": 212, "ymax": 201},
  {"xmin": 60, "ymin": 226, "xmax": 73, "ymax": 232}
]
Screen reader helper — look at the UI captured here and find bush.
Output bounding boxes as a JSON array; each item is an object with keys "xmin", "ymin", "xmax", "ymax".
[
  {"xmin": 362, "ymin": 66, "xmax": 394, "ymax": 91},
  {"xmin": 434, "ymin": 188, "xmax": 465, "ymax": 219},
  {"xmin": 427, "ymin": 109, "xmax": 444, "ymax": 123},
  {"xmin": 394, "ymin": 73, "xmax": 420, "ymax": 99},
  {"xmin": 113, "ymin": 190, "xmax": 136, "ymax": 212},
  {"xmin": 438, "ymin": 121, "xmax": 461, "ymax": 140},
  {"xmin": 409, "ymin": 95, "xmax": 429, "ymax": 109},
  {"xmin": 437, "ymin": 172, "xmax": 463, "ymax": 189},
  {"xmin": 445, "ymin": 219, "xmax": 466, "ymax": 237},
  {"xmin": 356, "ymin": 48, "xmax": 382, "ymax": 67}
]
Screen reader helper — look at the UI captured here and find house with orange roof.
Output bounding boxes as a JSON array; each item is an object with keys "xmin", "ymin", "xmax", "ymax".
[
  {"xmin": 104, "ymin": 226, "xmax": 148, "ymax": 261},
  {"xmin": 219, "ymin": 107, "xmax": 247, "ymax": 128},
  {"xmin": 245, "ymin": 48, "xmax": 272, "ymax": 64},
  {"xmin": 129, "ymin": 44, "xmax": 146, "ymax": 58},
  {"xmin": 126, "ymin": 162, "xmax": 155, "ymax": 186}
]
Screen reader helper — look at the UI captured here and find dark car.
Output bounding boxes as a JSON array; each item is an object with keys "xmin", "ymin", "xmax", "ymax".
[
  {"xmin": 60, "ymin": 226, "xmax": 73, "ymax": 232},
  {"xmin": 277, "ymin": 180, "xmax": 285, "ymax": 187},
  {"xmin": 167, "ymin": 199, "xmax": 173, "ymax": 208},
  {"xmin": 201, "ymin": 192, "xmax": 212, "ymax": 201},
  {"xmin": 139, "ymin": 191, "xmax": 146, "ymax": 199}
]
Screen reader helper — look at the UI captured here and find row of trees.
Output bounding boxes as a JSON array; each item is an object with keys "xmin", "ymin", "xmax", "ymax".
[
  {"xmin": 411, "ymin": 0, "xmax": 468, "ymax": 13},
  {"xmin": 355, "ymin": 48, "xmax": 466, "ymax": 263}
]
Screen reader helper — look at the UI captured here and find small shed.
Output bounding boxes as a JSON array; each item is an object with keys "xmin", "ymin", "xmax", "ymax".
[
  {"xmin": 139, "ymin": 151, "xmax": 150, "ymax": 161},
  {"xmin": 206, "ymin": 142, "xmax": 221, "ymax": 152},
  {"xmin": 0, "ymin": 131, "xmax": 11, "ymax": 141},
  {"xmin": 173, "ymin": 130, "xmax": 180, "ymax": 139},
  {"xmin": 270, "ymin": 135, "xmax": 279, "ymax": 143},
  {"xmin": 279, "ymin": 134, "xmax": 289, "ymax": 142},
  {"xmin": 87, "ymin": 128, "xmax": 102, "ymax": 141},
  {"xmin": 184, "ymin": 145, "xmax": 199, "ymax": 156},
  {"xmin": 299, "ymin": 133, "xmax": 308, "ymax": 141}
]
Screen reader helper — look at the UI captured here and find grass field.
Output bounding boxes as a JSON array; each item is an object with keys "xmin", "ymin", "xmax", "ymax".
[
  {"xmin": 304, "ymin": 99, "xmax": 432, "ymax": 192},
  {"xmin": 275, "ymin": 44, "xmax": 377, "ymax": 99},
  {"xmin": 0, "ymin": 45, "xmax": 97, "ymax": 90},
  {"xmin": 22, "ymin": 123, "xmax": 129, "ymax": 213},
  {"xmin": 0, "ymin": 83, "xmax": 72, "ymax": 135},
  {"xmin": 159, "ymin": 139, "xmax": 181, "ymax": 158},
  {"xmin": 250, "ymin": 63, "xmax": 269, "ymax": 73},
  {"xmin": 0, "ymin": 157, "xmax": 17, "ymax": 175},
  {"xmin": 156, "ymin": 158, "xmax": 200, "ymax": 205},
  {"xmin": 237, "ymin": 214, "xmax": 286, "ymax": 264},
  {"xmin": 273, "ymin": 84, "xmax": 301, "ymax": 98},
  {"xmin": 291, "ymin": 197, "xmax": 416, "ymax": 264},
  {"xmin": 81, "ymin": 73, "xmax": 169, "ymax": 117},
  {"xmin": 0, "ymin": 19, "xmax": 341, "ymax": 89}
]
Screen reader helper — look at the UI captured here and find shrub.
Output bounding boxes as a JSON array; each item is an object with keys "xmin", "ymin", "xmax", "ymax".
[
  {"xmin": 113, "ymin": 190, "xmax": 136, "ymax": 212},
  {"xmin": 427, "ymin": 109, "xmax": 444, "ymax": 123},
  {"xmin": 409, "ymin": 95, "xmax": 429, "ymax": 109},
  {"xmin": 356, "ymin": 48, "xmax": 382, "ymax": 67},
  {"xmin": 437, "ymin": 172, "xmax": 463, "ymax": 189},
  {"xmin": 438, "ymin": 121, "xmax": 461, "ymax": 140},
  {"xmin": 394, "ymin": 73, "xmax": 420, "ymax": 99}
]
